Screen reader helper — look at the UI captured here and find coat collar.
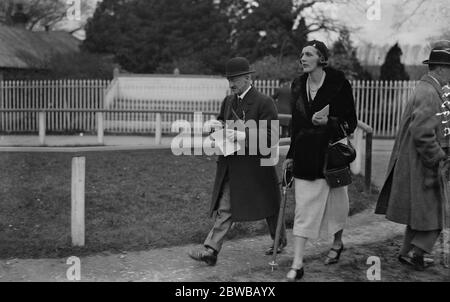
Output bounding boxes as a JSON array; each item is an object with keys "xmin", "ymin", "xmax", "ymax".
[
  {"xmin": 238, "ymin": 85, "xmax": 253, "ymax": 100},
  {"xmin": 239, "ymin": 86, "xmax": 256, "ymax": 120},
  {"xmin": 421, "ymin": 74, "xmax": 448, "ymax": 109},
  {"xmin": 293, "ymin": 67, "xmax": 346, "ymax": 116},
  {"xmin": 226, "ymin": 86, "xmax": 258, "ymax": 121}
]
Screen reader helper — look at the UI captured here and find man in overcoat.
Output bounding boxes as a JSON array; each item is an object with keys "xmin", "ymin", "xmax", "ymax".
[
  {"xmin": 375, "ymin": 44, "xmax": 450, "ymax": 271},
  {"xmin": 188, "ymin": 57, "xmax": 286, "ymax": 266}
]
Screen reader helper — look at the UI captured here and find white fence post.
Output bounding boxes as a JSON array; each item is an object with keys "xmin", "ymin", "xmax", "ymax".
[
  {"xmin": 155, "ymin": 113, "xmax": 162, "ymax": 144},
  {"xmin": 350, "ymin": 127, "xmax": 364, "ymax": 175},
  {"xmin": 71, "ymin": 157, "xmax": 85, "ymax": 247},
  {"xmin": 38, "ymin": 111, "xmax": 46, "ymax": 145},
  {"xmin": 97, "ymin": 112, "xmax": 104, "ymax": 144}
]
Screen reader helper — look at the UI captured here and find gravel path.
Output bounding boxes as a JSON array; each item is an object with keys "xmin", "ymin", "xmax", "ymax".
[{"xmin": 0, "ymin": 207, "xmax": 410, "ymax": 282}]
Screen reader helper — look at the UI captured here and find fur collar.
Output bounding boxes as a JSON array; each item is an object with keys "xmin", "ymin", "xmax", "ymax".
[{"xmin": 292, "ymin": 67, "xmax": 346, "ymax": 117}]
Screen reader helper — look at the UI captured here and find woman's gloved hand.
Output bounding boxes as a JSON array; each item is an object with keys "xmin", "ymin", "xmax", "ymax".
[{"xmin": 282, "ymin": 158, "xmax": 294, "ymax": 172}]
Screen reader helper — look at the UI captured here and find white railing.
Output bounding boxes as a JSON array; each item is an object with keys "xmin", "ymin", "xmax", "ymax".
[
  {"xmin": 0, "ymin": 78, "xmax": 418, "ymax": 137},
  {"xmin": 352, "ymin": 80, "xmax": 417, "ymax": 138},
  {"xmin": 0, "ymin": 79, "xmax": 110, "ymax": 132}
]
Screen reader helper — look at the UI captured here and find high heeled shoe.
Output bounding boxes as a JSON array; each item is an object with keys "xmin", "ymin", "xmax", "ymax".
[
  {"xmin": 286, "ymin": 267, "xmax": 304, "ymax": 282},
  {"xmin": 324, "ymin": 243, "xmax": 344, "ymax": 265}
]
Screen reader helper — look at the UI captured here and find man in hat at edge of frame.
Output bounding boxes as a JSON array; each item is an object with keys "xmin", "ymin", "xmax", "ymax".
[
  {"xmin": 375, "ymin": 42, "xmax": 450, "ymax": 271},
  {"xmin": 188, "ymin": 57, "xmax": 286, "ymax": 266}
]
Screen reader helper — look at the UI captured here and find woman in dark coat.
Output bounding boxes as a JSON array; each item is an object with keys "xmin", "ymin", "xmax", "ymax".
[{"xmin": 283, "ymin": 40, "xmax": 357, "ymax": 281}]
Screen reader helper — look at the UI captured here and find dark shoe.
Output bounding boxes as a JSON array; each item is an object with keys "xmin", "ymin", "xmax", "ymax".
[
  {"xmin": 324, "ymin": 243, "xmax": 344, "ymax": 265},
  {"xmin": 265, "ymin": 240, "xmax": 287, "ymax": 256},
  {"xmin": 398, "ymin": 253, "xmax": 433, "ymax": 271},
  {"xmin": 286, "ymin": 267, "xmax": 304, "ymax": 282},
  {"xmin": 188, "ymin": 247, "xmax": 218, "ymax": 266}
]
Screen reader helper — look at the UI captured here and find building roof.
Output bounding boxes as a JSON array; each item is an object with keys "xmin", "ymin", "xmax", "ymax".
[{"xmin": 0, "ymin": 24, "xmax": 80, "ymax": 69}]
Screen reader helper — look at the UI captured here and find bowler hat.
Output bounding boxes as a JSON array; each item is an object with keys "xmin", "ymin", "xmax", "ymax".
[
  {"xmin": 423, "ymin": 46, "xmax": 450, "ymax": 65},
  {"xmin": 225, "ymin": 57, "xmax": 255, "ymax": 79}
]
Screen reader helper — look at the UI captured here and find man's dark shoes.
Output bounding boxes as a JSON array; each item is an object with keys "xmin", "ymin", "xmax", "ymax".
[
  {"xmin": 398, "ymin": 252, "xmax": 434, "ymax": 271},
  {"xmin": 188, "ymin": 247, "xmax": 218, "ymax": 266},
  {"xmin": 265, "ymin": 240, "xmax": 287, "ymax": 255}
]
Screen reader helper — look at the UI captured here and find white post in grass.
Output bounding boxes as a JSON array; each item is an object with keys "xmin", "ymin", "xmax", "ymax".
[
  {"xmin": 155, "ymin": 113, "xmax": 162, "ymax": 145},
  {"xmin": 38, "ymin": 112, "xmax": 46, "ymax": 146},
  {"xmin": 350, "ymin": 127, "xmax": 364, "ymax": 175},
  {"xmin": 71, "ymin": 157, "xmax": 85, "ymax": 247},
  {"xmin": 97, "ymin": 112, "xmax": 104, "ymax": 144}
]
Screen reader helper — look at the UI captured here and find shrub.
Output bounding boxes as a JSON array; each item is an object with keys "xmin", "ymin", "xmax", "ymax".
[{"xmin": 251, "ymin": 55, "xmax": 300, "ymax": 81}]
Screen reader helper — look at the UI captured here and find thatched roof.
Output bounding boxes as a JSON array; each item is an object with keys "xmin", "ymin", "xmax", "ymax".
[{"xmin": 0, "ymin": 24, "xmax": 80, "ymax": 70}]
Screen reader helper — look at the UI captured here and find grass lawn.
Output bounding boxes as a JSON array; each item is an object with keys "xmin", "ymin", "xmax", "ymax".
[{"xmin": 0, "ymin": 149, "xmax": 379, "ymax": 259}]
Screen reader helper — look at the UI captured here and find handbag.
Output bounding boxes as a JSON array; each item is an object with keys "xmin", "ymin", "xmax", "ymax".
[
  {"xmin": 323, "ymin": 124, "xmax": 355, "ymax": 188},
  {"xmin": 326, "ymin": 124, "xmax": 356, "ymax": 169},
  {"xmin": 323, "ymin": 155, "xmax": 353, "ymax": 188}
]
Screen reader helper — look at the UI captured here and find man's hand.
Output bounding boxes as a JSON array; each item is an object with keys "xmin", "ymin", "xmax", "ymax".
[
  {"xmin": 226, "ymin": 129, "xmax": 246, "ymax": 142},
  {"xmin": 442, "ymin": 157, "xmax": 450, "ymax": 172},
  {"xmin": 312, "ymin": 113, "xmax": 328, "ymax": 126},
  {"xmin": 205, "ymin": 120, "xmax": 224, "ymax": 132}
]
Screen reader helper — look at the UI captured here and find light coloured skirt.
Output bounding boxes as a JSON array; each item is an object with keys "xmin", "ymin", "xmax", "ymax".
[{"xmin": 293, "ymin": 178, "xmax": 349, "ymax": 240}]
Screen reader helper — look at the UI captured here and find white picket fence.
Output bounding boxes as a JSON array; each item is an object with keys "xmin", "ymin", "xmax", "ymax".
[
  {"xmin": 352, "ymin": 80, "xmax": 417, "ymax": 137},
  {"xmin": 0, "ymin": 77, "xmax": 419, "ymax": 137},
  {"xmin": 0, "ymin": 79, "xmax": 109, "ymax": 132}
]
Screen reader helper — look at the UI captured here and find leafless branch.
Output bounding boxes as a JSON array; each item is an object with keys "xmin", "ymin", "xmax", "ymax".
[{"xmin": 392, "ymin": 0, "xmax": 427, "ymax": 30}]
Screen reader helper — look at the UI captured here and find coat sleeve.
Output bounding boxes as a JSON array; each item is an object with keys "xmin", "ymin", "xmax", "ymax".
[
  {"xmin": 259, "ymin": 96, "xmax": 279, "ymax": 149},
  {"xmin": 217, "ymin": 96, "xmax": 227, "ymax": 122},
  {"xmin": 246, "ymin": 96, "xmax": 279, "ymax": 155},
  {"xmin": 327, "ymin": 79, "xmax": 358, "ymax": 138},
  {"xmin": 410, "ymin": 88, "xmax": 446, "ymax": 168},
  {"xmin": 286, "ymin": 79, "xmax": 301, "ymax": 159}
]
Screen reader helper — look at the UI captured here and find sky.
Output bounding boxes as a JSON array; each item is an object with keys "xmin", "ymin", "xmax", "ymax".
[
  {"xmin": 308, "ymin": 0, "xmax": 449, "ymax": 47},
  {"xmin": 305, "ymin": 0, "xmax": 449, "ymax": 65}
]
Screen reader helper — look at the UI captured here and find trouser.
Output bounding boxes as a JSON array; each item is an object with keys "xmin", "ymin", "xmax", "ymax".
[
  {"xmin": 204, "ymin": 180, "xmax": 286, "ymax": 253},
  {"xmin": 402, "ymin": 225, "xmax": 441, "ymax": 254}
]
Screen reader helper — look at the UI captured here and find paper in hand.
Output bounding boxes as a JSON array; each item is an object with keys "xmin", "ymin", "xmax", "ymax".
[
  {"xmin": 210, "ymin": 129, "xmax": 241, "ymax": 156},
  {"xmin": 314, "ymin": 105, "xmax": 329, "ymax": 118}
]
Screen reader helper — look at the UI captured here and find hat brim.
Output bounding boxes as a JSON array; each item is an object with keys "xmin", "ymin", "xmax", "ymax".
[
  {"xmin": 423, "ymin": 60, "xmax": 450, "ymax": 65},
  {"xmin": 224, "ymin": 70, "xmax": 256, "ymax": 79}
]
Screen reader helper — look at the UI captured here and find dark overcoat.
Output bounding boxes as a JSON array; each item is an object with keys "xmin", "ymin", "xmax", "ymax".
[
  {"xmin": 209, "ymin": 86, "xmax": 281, "ymax": 222},
  {"xmin": 286, "ymin": 67, "xmax": 358, "ymax": 180},
  {"xmin": 375, "ymin": 74, "xmax": 449, "ymax": 230}
]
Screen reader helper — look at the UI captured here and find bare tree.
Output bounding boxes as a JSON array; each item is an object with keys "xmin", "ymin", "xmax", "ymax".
[
  {"xmin": 392, "ymin": 0, "xmax": 449, "ymax": 30},
  {"xmin": 0, "ymin": 0, "xmax": 16, "ymax": 24},
  {"xmin": 26, "ymin": 0, "xmax": 68, "ymax": 30},
  {"xmin": 291, "ymin": 0, "xmax": 366, "ymax": 35},
  {"xmin": 0, "ymin": 0, "xmax": 94, "ymax": 31}
]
